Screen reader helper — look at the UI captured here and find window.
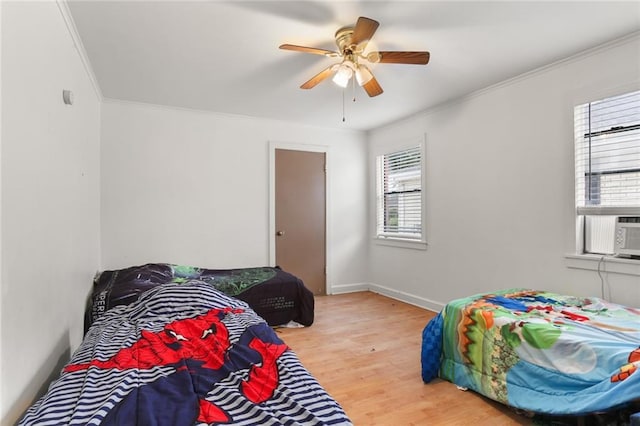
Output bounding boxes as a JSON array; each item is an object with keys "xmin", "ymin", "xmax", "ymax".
[
  {"xmin": 376, "ymin": 144, "xmax": 425, "ymax": 244},
  {"xmin": 574, "ymin": 90, "xmax": 640, "ymax": 254}
]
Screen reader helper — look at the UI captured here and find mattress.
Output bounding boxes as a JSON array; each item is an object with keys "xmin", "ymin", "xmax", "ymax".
[
  {"xmin": 421, "ymin": 288, "xmax": 640, "ymax": 415},
  {"xmin": 20, "ymin": 281, "xmax": 350, "ymax": 425},
  {"xmin": 85, "ymin": 263, "xmax": 314, "ymax": 331}
]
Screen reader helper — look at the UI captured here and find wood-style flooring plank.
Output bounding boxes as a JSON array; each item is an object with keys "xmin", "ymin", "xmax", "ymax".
[{"xmin": 277, "ymin": 291, "xmax": 531, "ymax": 425}]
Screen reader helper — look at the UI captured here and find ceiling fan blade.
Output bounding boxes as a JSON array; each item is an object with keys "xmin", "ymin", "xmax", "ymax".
[
  {"xmin": 279, "ymin": 44, "xmax": 339, "ymax": 57},
  {"xmin": 300, "ymin": 66, "xmax": 335, "ymax": 89},
  {"xmin": 351, "ymin": 17, "xmax": 379, "ymax": 46},
  {"xmin": 373, "ymin": 51, "xmax": 430, "ymax": 65},
  {"xmin": 362, "ymin": 75, "xmax": 383, "ymax": 97}
]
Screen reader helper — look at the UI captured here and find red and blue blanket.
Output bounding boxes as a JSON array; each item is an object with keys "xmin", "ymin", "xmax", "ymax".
[{"xmin": 20, "ymin": 281, "xmax": 350, "ymax": 425}]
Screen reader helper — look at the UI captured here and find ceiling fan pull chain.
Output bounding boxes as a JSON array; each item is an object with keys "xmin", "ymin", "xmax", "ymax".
[
  {"xmin": 342, "ymin": 89, "xmax": 346, "ymax": 122},
  {"xmin": 352, "ymin": 74, "xmax": 357, "ymax": 103}
]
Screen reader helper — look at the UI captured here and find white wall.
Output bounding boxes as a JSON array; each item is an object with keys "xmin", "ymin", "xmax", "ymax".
[
  {"xmin": 0, "ymin": 2, "xmax": 636, "ymax": 422},
  {"xmin": 368, "ymin": 34, "xmax": 640, "ymax": 310},
  {"xmin": 0, "ymin": 2, "xmax": 101, "ymax": 423},
  {"xmin": 0, "ymin": 1, "xmax": 4, "ymax": 419},
  {"xmin": 100, "ymin": 101, "xmax": 368, "ymax": 291}
]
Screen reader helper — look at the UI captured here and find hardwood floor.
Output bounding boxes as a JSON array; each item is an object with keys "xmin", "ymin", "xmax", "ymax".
[{"xmin": 276, "ymin": 291, "xmax": 531, "ymax": 425}]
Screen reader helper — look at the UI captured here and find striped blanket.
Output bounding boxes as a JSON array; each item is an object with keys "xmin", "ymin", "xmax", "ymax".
[{"xmin": 20, "ymin": 281, "xmax": 351, "ymax": 425}]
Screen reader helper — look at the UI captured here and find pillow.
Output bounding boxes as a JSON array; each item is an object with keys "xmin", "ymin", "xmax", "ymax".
[
  {"xmin": 84, "ymin": 263, "xmax": 280, "ymax": 331},
  {"xmin": 85, "ymin": 263, "xmax": 174, "ymax": 331}
]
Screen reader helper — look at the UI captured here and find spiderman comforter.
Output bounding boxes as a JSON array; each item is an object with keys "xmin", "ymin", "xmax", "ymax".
[
  {"xmin": 421, "ymin": 289, "xmax": 640, "ymax": 416},
  {"xmin": 20, "ymin": 281, "xmax": 351, "ymax": 425}
]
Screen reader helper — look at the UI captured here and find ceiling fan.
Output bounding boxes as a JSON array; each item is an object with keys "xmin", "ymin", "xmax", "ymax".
[{"xmin": 280, "ymin": 16, "xmax": 430, "ymax": 97}]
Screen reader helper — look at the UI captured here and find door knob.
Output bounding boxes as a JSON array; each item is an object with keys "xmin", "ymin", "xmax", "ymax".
[{"xmin": 276, "ymin": 231, "xmax": 285, "ymax": 236}]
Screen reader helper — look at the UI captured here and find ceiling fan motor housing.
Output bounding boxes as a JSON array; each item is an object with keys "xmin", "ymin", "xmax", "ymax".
[{"xmin": 335, "ymin": 26, "xmax": 358, "ymax": 55}]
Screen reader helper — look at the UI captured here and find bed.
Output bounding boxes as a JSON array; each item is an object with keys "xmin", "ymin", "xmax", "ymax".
[
  {"xmin": 20, "ymin": 280, "xmax": 351, "ymax": 425},
  {"xmin": 421, "ymin": 288, "xmax": 640, "ymax": 417},
  {"xmin": 85, "ymin": 263, "xmax": 314, "ymax": 331}
]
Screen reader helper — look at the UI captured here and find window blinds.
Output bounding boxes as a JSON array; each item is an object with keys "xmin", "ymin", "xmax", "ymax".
[
  {"xmin": 376, "ymin": 146, "xmax": 422, "ymax": 239},
  {"xmin": 575, "ymin": 90, "xmax": 640, "ymax": 216}
]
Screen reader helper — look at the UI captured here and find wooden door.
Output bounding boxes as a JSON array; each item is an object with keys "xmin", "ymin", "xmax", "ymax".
[{"xmin": 275, "ymin": 149, "xmax": 326, "ymax": 295}]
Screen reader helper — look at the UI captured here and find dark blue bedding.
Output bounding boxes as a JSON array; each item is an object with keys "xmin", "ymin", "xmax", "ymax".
[
  {"xmin": 21, "ymin": 281, "xmax": 350, "ymax": 425},
  {"xmin": 86, "ymin": 263, "xmax": 314, "ymax": 330}
]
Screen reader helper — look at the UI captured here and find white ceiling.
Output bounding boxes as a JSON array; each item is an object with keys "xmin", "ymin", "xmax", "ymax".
[{"xmin": 67, "ymin": 1, "xmax": 640, "ymax": 131}]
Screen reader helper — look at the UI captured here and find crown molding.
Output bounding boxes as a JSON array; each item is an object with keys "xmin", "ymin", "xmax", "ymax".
[
  {"xmin": 56, "ymin": 0, "xmax": 103, "ymax": 101},
  {"xmin": 370, "ymin": 31, "xmax": 640, "ymax": 134}
]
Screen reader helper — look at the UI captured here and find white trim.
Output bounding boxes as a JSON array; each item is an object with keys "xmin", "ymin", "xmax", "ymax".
[
  {"xmin": 330, "ymin": 283, "xmax": 370, "ymax": 295},
  {"xmin": 373, "ymin": 134, "xmax": 426, "ymax": 160},
  {"xmin": 330, "ymin": 283, "xmax": 444, "ymax": 312},
  {"xmin": 577, "ymin": 207, "xmax": 640, "ymax": 216},
  {"xmin": 56, "ymin": 0, "xmax": 102, "ymax": 101},
  {"xmin": 0, "ymin": 0, "xmax": 3, "ymax": 417},
  {"xmin": 368, "ymin": 283, "xmax": 443, "ymax": 313},
  {"xmin": 268, "ymin": 141, "xmax": 332, "ymax": 293},
  {"xmin": 565, "ymin": 254, "xmax": 640, "ymax": 277},
  {"xmin": 102, "ymin": 98, "xmax": 365, "ymax": 136},
  {"xmin": 369, "ymin": 32, "xmax": 640, "ymax": 133},
  {"xmin": 373, "ymin": 237, "xmax": 427, "ymax": 250},
  {"xmin": 573, "ymin": 89, "xmax": 640, "ymax": 254},
  {"xmin": 373, "ymin": 134, "xmax": 428, "ymax": 247}
]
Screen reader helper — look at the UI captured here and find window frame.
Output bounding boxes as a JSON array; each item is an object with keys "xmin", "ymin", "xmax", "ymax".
[
  {"xmin": 573, "ymin": 89, "xmax": 640, "ymax": 256},
  {"xmin": 373, "ymin": 136, "xmax": 427, "ymax": 250}
]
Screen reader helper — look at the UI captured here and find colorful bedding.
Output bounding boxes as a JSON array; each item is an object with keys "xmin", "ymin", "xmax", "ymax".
[
  {"xmin": 421, "ymin": 289, "xmax": 640, "ymax": 415},
  {"xmin": 21, "ymin": 281, "xmax": 350, "ymax": 425},
  {"xmin": 86, "ymin": 263, "xmax": 314, "ymax": 330}
]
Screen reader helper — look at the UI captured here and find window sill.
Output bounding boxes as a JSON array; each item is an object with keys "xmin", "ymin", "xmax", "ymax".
[
  {"xmin": 374, "ymin": 237, "xmax": 427, "ymax": 250},
  {"xmin": 565, "ymin": 253, "xmax": 640, "ymax": 277}
]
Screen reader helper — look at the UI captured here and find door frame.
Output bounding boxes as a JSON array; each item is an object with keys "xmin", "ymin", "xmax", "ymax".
[{"xmin": 268, "ymin": 141, "xmax": 332, "ymax": 294}]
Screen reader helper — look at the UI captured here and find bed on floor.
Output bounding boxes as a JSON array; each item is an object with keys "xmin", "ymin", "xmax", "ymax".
[
  {"xmin": 421, "ymin": 288, "xmax": 640, "ymax": 416},
  {"xmin": 85, "ymin": 263, "xmax": 314, "ymax": 331},
  {"xmin": 20, "ymin": 281, "xmax": 351, "ymax": 425}
]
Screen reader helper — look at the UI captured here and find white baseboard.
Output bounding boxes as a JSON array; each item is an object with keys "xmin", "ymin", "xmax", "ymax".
[
  {"xmin": 328, "ymin": 282, "xmax": 444, "ymax": 313},
  {"xmin": 367, "ymin": 283, "xmax": 444, "ymax": 313},
  {"xmin": 329, "ymin": 282, "xmax": 370, "ymax": 294}
]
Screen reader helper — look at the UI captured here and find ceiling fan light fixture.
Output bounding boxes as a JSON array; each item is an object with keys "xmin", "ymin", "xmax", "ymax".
[
  {"xmin": 332, "ymin": 63, "xmax": 354, "ymax": 88},
  {"xmin": 280, "ymin": 16, "xmax": 430, "ymax": 99},
  {"xmin": 355, "ymin": 65, "xmax": 374, "ymax": 86}
]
